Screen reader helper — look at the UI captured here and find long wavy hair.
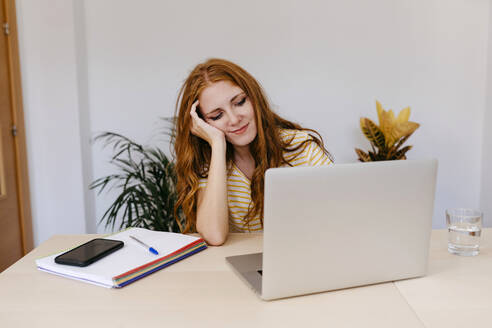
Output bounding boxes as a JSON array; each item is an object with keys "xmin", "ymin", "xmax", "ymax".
[{"xmin": 172, "ymin": 58, "xmax": 332, "ymax": 233}]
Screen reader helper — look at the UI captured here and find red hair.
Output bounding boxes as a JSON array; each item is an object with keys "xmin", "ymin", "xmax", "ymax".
[{"xmin": 173, "ymin": 58, "xmax": 331, "ymax": 233}]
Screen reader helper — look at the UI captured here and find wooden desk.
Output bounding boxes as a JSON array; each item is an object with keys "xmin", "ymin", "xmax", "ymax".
[
  {"xmin": 0, "ymin": 229, "xmax": 491, "ymax": 327},
  {"xmin": 395, "ymin": 229, "xmax": 492, "ymax": 327}
]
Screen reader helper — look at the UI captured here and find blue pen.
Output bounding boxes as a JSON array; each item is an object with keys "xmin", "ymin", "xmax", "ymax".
[{"xmin": 129, "ymin": 235, "xmax": 159, "ymax": 255}]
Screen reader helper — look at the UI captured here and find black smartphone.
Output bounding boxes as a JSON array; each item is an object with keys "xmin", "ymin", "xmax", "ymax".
[{"xmin": 54, "ymin": 238, "xmax": 124, "ymax": 267}]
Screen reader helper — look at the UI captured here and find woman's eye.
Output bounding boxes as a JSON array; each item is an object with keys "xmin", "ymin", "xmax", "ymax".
[
  {"xmin": 211, "ymin": 113, "xmax": 223, "ymax": 121},
  {"xmin": 235, "ymin": 97, "xmax": 246, "ymax": 106}
]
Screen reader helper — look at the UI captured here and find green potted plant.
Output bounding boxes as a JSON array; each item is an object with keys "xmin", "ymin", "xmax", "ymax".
[
  {"xmin": 355, "ymin": 101, "xmax": 420, "ymax": 161},
  {"xmin": 90, "ymin": 124, "xmax": 182, "ymax": 232}
]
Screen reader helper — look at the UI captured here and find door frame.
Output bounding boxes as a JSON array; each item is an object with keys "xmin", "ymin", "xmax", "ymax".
[{"xmin": 3, "ymin": 0, "xmax": 33, "ymax": 253}]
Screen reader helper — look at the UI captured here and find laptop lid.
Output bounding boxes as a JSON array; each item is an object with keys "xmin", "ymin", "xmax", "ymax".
[{"xmin": 261, "ymin": 159, "xmax": 437, "ymax": 300}]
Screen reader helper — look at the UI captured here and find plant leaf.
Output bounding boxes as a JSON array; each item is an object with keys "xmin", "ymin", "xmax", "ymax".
[
  {"xmin": 395, "ymin": 145, "xmax": 412, "ymax": 159},
  {"xmin": 355, "ymin": 148, "xmax": 371, "ymax": 162},
  {"xmin": 376, "ymin": 100, "xmax": 384, "ymax": 127},
  {"xmin": 380, "ymin": 109, "xmax": 396, "ymax": 146},
  {"xmin": 391, "ymin": 121, "xmax": 419, "ymax": 141},
  {"xmin": 360, "ymin": 118, "xmax": 386, "ymax": 150},
  {"xmin": 396, "ymin": 106, "xmax": 411, "ymax": 124}
]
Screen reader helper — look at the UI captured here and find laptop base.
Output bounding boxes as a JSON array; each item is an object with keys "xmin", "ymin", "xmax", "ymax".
[{"xmin": 226, "ymin": 253, "xmax": 263, "ymax": 296}]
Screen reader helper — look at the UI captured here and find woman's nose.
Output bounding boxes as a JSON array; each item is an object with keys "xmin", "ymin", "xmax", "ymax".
[{"xmin": 228, "ymin": 111, "xmax": 240, "ymax": 125}]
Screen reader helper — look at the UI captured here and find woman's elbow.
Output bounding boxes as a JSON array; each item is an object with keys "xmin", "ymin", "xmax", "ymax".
[
  {"xmin": 205, "ymin": 236, "xmax": 227, "ymax": 246},
  {"xmin": 197, "ymin": 228, "xmax": 228, "ymax": 246}
]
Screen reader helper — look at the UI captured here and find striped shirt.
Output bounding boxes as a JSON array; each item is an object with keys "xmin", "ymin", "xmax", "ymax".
[{"xmin": 198, "ymin": 129, "xmax": 332, "ymax": 232}]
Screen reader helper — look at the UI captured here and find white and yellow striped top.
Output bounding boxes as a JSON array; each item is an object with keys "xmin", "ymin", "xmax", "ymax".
[{"xmin": 198, "ymin": 129, "xmax": 333, "ymax": 232}]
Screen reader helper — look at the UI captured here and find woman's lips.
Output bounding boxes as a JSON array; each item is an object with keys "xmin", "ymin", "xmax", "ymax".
[{"xmin": 231, "ymin": 123, "xmax": 249, "ymax": 134}]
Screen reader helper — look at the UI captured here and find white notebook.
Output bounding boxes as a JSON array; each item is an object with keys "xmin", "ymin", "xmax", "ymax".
[{"xmin": 36, "ymin": 227, "xmax": 207, "ymax": 288}]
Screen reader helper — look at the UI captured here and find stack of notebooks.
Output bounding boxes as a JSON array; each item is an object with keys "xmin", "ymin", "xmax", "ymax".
[{"xmin": 36, "ymin": 227, "xmax": 207, "ymax": 288}]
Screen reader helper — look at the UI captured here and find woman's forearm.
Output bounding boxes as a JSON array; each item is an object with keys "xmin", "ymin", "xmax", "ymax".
[{"xmin": 196, "ymin": 139, "xmax": 229, "ymax": 245}]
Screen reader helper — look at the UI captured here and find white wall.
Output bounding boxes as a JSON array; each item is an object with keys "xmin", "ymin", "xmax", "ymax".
[
  {"xmin": 16, "ymin": 0, "xmax": 86, "ymax": 245},
  {"xmin": 481, "ymin": 1, "xmax": 492, "ymax": 227},
  {"xmin": 16, "ymin": 0, "xmax": 492, "ymax": 245}
]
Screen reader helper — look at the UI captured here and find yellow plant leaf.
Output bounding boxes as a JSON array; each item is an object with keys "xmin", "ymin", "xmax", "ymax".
[
  {"xmin": 376, "ymin": 100, "xmax": 384, "ymax": 126},
  {"xmin": 360, "ymin": 118, "xmax": 385, "ymax": 149},
  {"xmin": 388, "ymin": 109, "xmax": 395, "ymax": 122},
  {"xmin": 396, "ymin": 107, "xmax": 411, "ymax": 124},
  {"xmin": 392, "ymin": 121, "xmax": 420, "ymax": 140},
  {"xmin": 355, "ymin": 148, "xmax": 371, "ymax": 162},
  {"xmin": 359, "ymin": 117, "xmax": 366, "ymax": 132},
  {"xmin": 380, "ymin": 110, "xmax": 396, "ymax": 145}
]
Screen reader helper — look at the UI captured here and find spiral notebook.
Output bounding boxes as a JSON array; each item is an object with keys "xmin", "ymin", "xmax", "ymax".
[{"xmin": 35, "ymin": 227, "xmax": 207, "ymax": 288}]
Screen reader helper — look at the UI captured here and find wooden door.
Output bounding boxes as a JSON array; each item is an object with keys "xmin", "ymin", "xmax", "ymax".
[{"xmin": 0, "ymin": 0, "xmax": 33, "ymax": 272}]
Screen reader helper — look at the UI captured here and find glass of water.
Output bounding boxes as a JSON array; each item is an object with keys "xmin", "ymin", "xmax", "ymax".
[{"xmin": 446, "ymin": 208, "xmax": 482, "ymax": 256}]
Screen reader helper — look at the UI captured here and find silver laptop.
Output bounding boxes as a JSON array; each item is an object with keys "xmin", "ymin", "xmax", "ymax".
[{"xmin": 226, "ymin": 159, "xmax": 438, "ymax": 300}]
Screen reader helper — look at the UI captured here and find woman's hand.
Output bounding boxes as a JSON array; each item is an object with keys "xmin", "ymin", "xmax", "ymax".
[{"xmin": 190, "ymin": 100, "xmax": 225, "ymax": 147}]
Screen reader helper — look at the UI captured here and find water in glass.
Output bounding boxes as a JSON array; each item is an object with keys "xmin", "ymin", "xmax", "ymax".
[{"xmin": 446, "ymin": 208, "xmax": 482, "ymax": 256}]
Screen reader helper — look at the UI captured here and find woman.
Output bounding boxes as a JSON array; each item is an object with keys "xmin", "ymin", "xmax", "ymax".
[{"xmin": 173, "ymin": 58, "xmax": 333, "ymax": 245}]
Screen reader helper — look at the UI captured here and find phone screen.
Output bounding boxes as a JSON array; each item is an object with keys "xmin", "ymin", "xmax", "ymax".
[{"xmin": 55, "ymin": 238, "xmax": 124, "ymax": 267}]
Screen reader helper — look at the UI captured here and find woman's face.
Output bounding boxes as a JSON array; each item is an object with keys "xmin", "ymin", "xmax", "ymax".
[{"xmin": 198, "ymin": 80, "xmax": 257, "ymax": 148}]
